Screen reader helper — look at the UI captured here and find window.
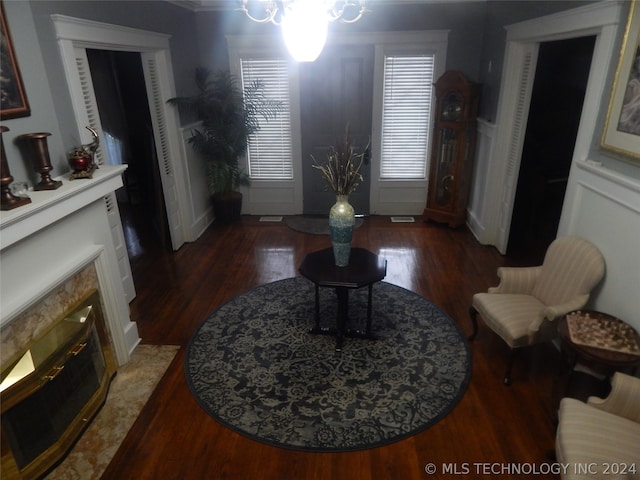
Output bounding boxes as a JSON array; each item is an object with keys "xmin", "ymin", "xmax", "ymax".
[
  {"xmin": 241, "ymin": 58, "xmax": 293, "ymax": 180},
  {"xmin": 380, "ymin": 55, "xmax": 435, "ymax": 179}
]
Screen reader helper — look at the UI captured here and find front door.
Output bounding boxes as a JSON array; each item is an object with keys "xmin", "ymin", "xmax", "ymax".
[{"xmin": 300, "ymin": 45, "xmax": 374, "ymax": 215}]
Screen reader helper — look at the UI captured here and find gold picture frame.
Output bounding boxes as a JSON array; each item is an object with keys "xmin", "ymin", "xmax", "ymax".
[
  {"xmin": 601, "ymin": 1, "xmax": 640, "ymax": 162},
  {"xmin": 0, "ymin": 0, "xmax": 30, "ymax": 120}
]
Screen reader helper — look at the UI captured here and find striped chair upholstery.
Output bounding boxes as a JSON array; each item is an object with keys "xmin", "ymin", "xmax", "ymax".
[
  {"xmin": 556, "ymin": 372, "xmax": 640, "ymax": 479},
  {"xmin": 469, "ymin": 236, "xmax": 605, "ymax": 384}
]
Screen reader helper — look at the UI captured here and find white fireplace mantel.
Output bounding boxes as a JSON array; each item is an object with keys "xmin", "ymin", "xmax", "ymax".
[
  {"xmin": 1, "ymin": 166, "xmax": 125, "ymax": 249},
  {"xmin": 0, "ymin": 166, "xmax": 139, "ymax": 364}
]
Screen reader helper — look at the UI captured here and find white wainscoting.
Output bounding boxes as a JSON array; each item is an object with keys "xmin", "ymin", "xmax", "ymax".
[
  {"xmin": 242, "ymin": 179, "xmax": 302, "ymax": 216},
  {"xmin": 558, "ymin": 159, "xmax": 640, "ymax": 332},
  {"xmin": 179, "ymin": 124, "xmax": 213, "ymax": 239},
  {"xmin": 467, "ymin": 118, "xmax": 496, "ymax": 245}
]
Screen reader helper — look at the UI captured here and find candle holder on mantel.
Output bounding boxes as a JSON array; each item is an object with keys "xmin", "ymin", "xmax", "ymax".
[
  {"xmin": 1, "ymin": 126, "xmax": 32, "ymax": 211},
  {"xmin": 18, "ymin": 132, "xmax": 63, "ymax": 191}
]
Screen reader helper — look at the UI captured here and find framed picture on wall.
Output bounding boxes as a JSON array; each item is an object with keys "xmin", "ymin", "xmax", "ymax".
[
  {"xmin": 0, "ymin": 0, "xmax": 30, "ymax": 120},
  {"xmin": 601, "ymin": 1, "xmax": 640, "ymax": 162}
]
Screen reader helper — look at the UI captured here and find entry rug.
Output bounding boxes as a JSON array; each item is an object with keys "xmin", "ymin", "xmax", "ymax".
[
  {"xmin": 186, "ymin": 277, "xmax": 470, "ymax": 452},
  {"xmin": 46, "ymin": 344, "xmax": 179, "ymax": 479}
]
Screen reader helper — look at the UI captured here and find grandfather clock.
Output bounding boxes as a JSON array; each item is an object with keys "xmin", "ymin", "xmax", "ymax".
[{"xmin": 424, "ymin": 71, "xmax": 480, "ymax": 228}]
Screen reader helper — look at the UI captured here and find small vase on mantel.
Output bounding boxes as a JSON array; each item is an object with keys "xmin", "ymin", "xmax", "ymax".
[{"xmin": 329, "ymin": 195, "xmax": 355, "ymax": 267}]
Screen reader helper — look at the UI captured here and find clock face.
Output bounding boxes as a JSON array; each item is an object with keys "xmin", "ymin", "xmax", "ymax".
[{"xmin": 441, "ymin": 91, "xmax": 462, "ymax": 121}]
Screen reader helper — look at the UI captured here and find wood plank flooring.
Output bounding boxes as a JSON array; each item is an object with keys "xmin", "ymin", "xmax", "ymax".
[{"xmin": 104, "ymin": 215, "xmax": 563, "ymax": 479}]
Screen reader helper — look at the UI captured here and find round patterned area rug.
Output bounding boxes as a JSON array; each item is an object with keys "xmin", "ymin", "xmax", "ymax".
[{"xmin": 185, "ymin": 277, "xmax": 470, "ymax": 452}]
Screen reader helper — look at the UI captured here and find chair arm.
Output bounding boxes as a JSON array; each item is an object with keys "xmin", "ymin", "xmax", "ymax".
[
  {"xmin": 588, "ymin": 372, "xmax": 640, "ymax": 423},
  {"xmin": 539, "ymin": 294, "xmax": 590, "ymax": 322},
  {"xmin": 487, "ymin": 266, "xmax": 542, "ymax": 294},
  {"xmin": 526, "ymin": 295, "xmax": 589, "ymax": 340}
]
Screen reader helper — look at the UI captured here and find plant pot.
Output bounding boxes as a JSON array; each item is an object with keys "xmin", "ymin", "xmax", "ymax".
[{"xmin": 213, "ymin": 191, "xmax": 242, "ymax": 223}]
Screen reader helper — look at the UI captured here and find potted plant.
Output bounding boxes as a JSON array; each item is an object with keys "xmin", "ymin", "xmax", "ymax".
[{"xmin": 168, "ymin": 67, "xmax": 283, "ymax": 222}]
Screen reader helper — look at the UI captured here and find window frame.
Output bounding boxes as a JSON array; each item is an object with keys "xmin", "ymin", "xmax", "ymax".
[
  {"xmin": 241, "ymin": 57, "xmax": 294, "ymax": 181},
  {"xmin": 227, "ymin": 35, "xmax": 304, "ymax": 215},
  {"xmin": 370, "ymin": 33, "xmax": 448, "ymax": 214},
  {"xmin": 379, "ymin": 53, "xmax": 436, "ymax": 180}
]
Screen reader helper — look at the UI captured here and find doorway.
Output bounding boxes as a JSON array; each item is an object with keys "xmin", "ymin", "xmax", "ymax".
[
  {"xmin": 86, "ymin": 49, "xmax": 171, "ymax": 259},
  {"xmin": 507, "ymin": 36, "xmax": 596, "ymax": 261},
  {"xmin": 300, "ymin": 45, "xmax": 374, "ymax": 215}
]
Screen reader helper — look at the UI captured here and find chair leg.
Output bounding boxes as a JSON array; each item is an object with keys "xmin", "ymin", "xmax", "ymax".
[
  {"xmin": 504, "ymin": 349, "xmax": 520, "ymax": 386},
  {"xmin": 468, "ymin": 306, "xmax": 479, "ymax": 341}
]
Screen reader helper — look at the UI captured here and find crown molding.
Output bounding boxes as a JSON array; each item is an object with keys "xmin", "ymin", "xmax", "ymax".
[{"xmin": 167, "ymin": 0, "xmax": 483, "ymax": 13}]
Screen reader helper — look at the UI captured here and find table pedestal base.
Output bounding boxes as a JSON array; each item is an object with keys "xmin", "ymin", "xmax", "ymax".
[{"xmin": 310, "ymin": 285, "xmax": 376, "ymax": 352}]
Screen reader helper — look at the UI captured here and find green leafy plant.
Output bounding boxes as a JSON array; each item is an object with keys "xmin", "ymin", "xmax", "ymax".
[
  {"xmin": 312, "ymin": 126, "xmax": 368, "ymax": 196},
  {"xmin": 168, "ymin": 67, "xmax": 283, "ymax": 195}
]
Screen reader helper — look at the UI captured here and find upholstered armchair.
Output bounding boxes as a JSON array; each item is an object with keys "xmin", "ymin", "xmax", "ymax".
[
  {"xmin": 556, "ymin": 372, "xmax": 640, "ymax": 479},
  {"xmin": 469, "ymin": 236, "xmax": 605, "ymax": 384}
]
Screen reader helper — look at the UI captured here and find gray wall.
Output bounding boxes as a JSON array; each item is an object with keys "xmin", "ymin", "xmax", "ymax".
[
  {"xmin": 4, "ymin": 1, "xmax": 628, "ymax": 195},
  {"xmin": 2, "ymin": 0, "xmax": 200, "ymax": 186},
  {"xmin": 477, "ymin": 0, "xmax": 639, "ymax": 181},
  {"xmin": 194, "ymin": 3, "xmax": 488, "ymax": 91},
  {"xmin": 477, "ymin": 0, "xmax": 597, "ymax": 121},
  {"xmin": 194, "ymin": 1, "xmax": 589, "ymax": 124}
]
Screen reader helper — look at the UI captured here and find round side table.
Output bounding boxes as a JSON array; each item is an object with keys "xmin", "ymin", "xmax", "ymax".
[
  {"xmin": 556, "ymin": 311, "xmax": 640, "ymax": 405},
  {"xmin": 558, "ymin": 311, "xmax": 640, "ymax": 375}
]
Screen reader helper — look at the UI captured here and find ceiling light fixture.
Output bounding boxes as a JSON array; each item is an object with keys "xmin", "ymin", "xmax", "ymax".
[{"xmin": 238, "ymin": 0, "xmax": 369, "ymax": 62}]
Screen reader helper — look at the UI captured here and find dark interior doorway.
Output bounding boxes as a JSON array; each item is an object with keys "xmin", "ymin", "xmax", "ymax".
[
  {"xmin": 507, "ymin": 36, "xmax": 596, "ymax": 262},
  {"xmin": 86, "ymin": 49, "xmax": 170, "ymax": 259}
]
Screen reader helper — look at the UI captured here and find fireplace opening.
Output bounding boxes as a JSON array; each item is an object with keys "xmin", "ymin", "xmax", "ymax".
[{"xmin": 0, "ymin": 290, "xmax": 116, "ymax": 480}]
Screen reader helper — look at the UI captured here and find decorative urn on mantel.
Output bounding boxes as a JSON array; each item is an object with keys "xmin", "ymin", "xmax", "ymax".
[
  {"xmin": 0, "ymin": 126, "xmax": 31, "ymax": 211},
  {"xmin": 312, "ymin": 126, "xmax": 368, "ymax": 267},
  {"xmin": 18, "ymin": 132, "xmax": 63, "ymax": 191}
]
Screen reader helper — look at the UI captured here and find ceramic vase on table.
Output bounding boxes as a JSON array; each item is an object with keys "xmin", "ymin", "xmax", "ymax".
[{"xmin": 329, "ymin": 195, "xmax": 355, "ymax": 267}]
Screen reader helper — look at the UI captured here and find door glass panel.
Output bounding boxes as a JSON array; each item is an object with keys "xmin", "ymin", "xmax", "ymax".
[{"xmin": 300, "ymin": 45, "xmax": 374, "ymax": 215}]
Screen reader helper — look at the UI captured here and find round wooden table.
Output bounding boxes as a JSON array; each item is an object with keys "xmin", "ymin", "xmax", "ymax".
[
  {"xmin": 299, "ymin": 247, "xmax": 387, "ymax": 351},
  {"xmin": 558, "ymin": 311, "xmax": 640, "ymax": 375}
]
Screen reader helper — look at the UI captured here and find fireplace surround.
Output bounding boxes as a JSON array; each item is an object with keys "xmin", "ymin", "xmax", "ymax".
[
  {"xmin": 1, "ymin": 290, "xmax": 116, "ymax": 479},
  {"xmin": 0, "ymin": 165, "xmax": 139, "ymax": 361},
  {"xmin": 0, "ymin": 165, "xmax": 139, "ymax": 478}
]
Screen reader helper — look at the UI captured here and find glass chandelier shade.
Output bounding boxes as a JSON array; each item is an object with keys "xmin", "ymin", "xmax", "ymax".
[
  {"xmin": 238, "ymin": 0, "xmax": 368, "ymax": 62},
  {"xmin": 281, "ymin": 2, "xmax": 328, "ymax": 62}
]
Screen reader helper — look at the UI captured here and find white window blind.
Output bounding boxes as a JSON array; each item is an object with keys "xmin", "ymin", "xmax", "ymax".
[
  {"xmin": 380, "ymin": 55, "xmax": 435, "ymax": 179},
  {"xmin": 241, "ymin": 59, "xmax": 293, "ymax": 180}
]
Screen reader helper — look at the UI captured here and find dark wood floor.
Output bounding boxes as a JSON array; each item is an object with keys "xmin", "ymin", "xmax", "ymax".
[{"xmin": 104, "ymin": 213, "xmax": 564, "ymax": 479}]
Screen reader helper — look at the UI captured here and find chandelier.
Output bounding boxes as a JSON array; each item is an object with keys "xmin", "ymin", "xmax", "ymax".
[{"xmin": 238, "ymin": 1, "xmax": 369, "ymax": 62}]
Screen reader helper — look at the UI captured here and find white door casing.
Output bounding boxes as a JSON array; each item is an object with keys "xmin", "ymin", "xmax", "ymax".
[
  {"xmin": 485, "ymin": 1, "xmax": 626, "ymax": 253},
  {"xmin": 492, "ymin": 42, "xmax": 538, "ymax": 253},
  {"xmin": 52, "ymin": 14, "xmax": 188, "ymax": 254},
  {"xmin": 71, "ymin": 45, "xmax": 137, "ymax": 303},
  {"xmin": 140, "ymin": 50, "xmax": 186, "ymax": 247}
]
